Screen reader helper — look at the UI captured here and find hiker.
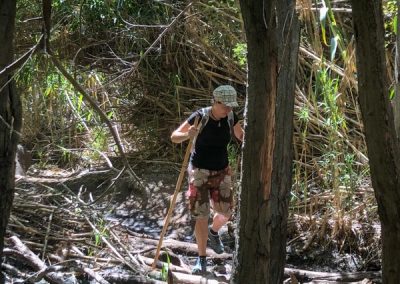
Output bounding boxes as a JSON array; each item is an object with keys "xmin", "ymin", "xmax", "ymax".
[{"xmin": 170, "ymin": 85, "xmax": 244, "ymax": 275}]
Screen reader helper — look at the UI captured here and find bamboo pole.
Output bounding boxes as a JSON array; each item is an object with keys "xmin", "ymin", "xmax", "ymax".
[{"xmin": 152, "ymin": 116, "xmax": 199, "ymax": 269}]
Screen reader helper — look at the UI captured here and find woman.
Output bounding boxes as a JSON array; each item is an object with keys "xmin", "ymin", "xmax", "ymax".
[{"xmin": 171, "ymin": 85, "xmax": 244, "ymax": 274}]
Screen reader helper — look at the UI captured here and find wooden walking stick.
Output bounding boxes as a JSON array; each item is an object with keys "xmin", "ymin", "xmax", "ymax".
[{"xmin": 152, "ymin": 116, "xmax": 200, "ymax": 269}]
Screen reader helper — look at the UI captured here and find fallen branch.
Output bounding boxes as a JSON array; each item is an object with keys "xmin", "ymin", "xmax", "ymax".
[
  {"xmin": 5, "ymin": 244, "xmax": 111, "ymax": 284},
  {"xmin": 284, "ymin": 267, "xmax": 381, "ymax": 282},
  {"xmin": 0, "ymin": 262, "xmax": 27, "ymax": 279},
  {"xmin": 84, "ymin": 216, "xmax": 139, "ymax": 272},
  {"xmin": 101, "ymin": 271, "xmax": 166, "ymax": 284},
  {"xmin": 128, "ymin": 233, "xmax": 231, "ymax": 260},
  {"xmin": 170, "ymin": 271, "xmax": 228, "ymax": 284},
  {"xmin": 23, "ymin": 263, "xmax": 68, "ymax": 283},
  {"xmin": 7, "ymin": 236, "xmax": 65, "ymax": 284},
  {"xmin": 25, "ymin": 259, "xmax": 110, "ymax": 284},
  {"xmin": 140, "ymin": 255, "xmax": 191, "ymax": 274}
]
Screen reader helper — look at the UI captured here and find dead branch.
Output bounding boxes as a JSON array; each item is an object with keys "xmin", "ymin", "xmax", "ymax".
[
  {"xmin": 127, "ymin": 232, "xmax": 232, "ymax": 260},
  {"xmin": 84, "ymin": 216, "xmax": 139, "ymax": 272},
  {"xmin": 0, "ymin": 262, "xmax": 28, "ymax": 279},
  {"xmin": 284, "ymin": 267, "xmax": 381, "ymax": 283},
  {"xmin": 7, "ymin": 236, "xmax": 65, "ymax": 284}
]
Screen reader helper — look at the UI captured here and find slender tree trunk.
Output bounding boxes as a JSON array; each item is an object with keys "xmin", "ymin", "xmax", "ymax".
[
  {"xmin": 232, "ymin": 1, "xmax": 299, "ymax": 283},
  {"xmin": 0, "ymin": 1, "xmax": 20, "ymax": 283},
  {"xmin": 350, "ymin": 1, "xmax": 400, "ymax": 283},
  {"xmin": 394, "ymin": 0, "xmax": 400, "ymax": 139}
]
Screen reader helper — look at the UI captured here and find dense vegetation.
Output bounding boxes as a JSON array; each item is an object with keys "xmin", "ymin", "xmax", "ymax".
[{"xmin": 8, "ymin": 0, "xmax": 399, "ymax": 279}]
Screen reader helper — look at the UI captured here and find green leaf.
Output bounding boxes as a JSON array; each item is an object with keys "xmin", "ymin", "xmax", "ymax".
[
  {"xmin": 319, "ymin": 8, "xmax": 329, "ymax": 45},
  {"xmin": 44, "ymin": 86, "xmax": 53, "ymax": 97},
  {"xmin": 393, "ymin": 15, "xmax": 398, "ymax": 35},
  {"xmin": 319, "ymin": 1, "xmax": 328, "ymax": 46},
  {"xmin": 77, "ymin": 94, "xmax": 83, "ymax": 112},
  {"xmin": 319, "ymin": 6, "xmax": 328, "ymax": 22},
  {"xmin": 330, "ymin": 36, "xmax": 338, "ymax": 61},
  {"xmin": 95, "ymin": 234, "xmax": 100, "ymax": 246},
  {"xmin": 389, "ymin": 87, "xmax": 395, "ymax": 100}
]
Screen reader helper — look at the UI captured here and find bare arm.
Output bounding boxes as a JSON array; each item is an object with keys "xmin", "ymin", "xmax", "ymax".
[
  {"xmin": 233, "ymin": 122, "xmax": 244, "ymax": 142},
  {"xmin": 171, "ymin": 120, "xmax": 199, "ymax": 144}
]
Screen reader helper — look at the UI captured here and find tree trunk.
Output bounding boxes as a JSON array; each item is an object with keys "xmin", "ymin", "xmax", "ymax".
[
  {"xmin": 0, "ymin": 1, "xmax": 20, "ymax": 283},
  {"xmin": 393, "ymin": 0, "xmax": 400, "ymax": 139},
  {"xmin": 350, "ymin": 1, "xmax": 400, "ymax": 283},
  {"xmin": 232, "ymin": 1, "xmax": 299, "ymax": 283}
]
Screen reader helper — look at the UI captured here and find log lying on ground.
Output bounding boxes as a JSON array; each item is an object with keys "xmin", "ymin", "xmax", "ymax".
[
  {"xmin": 132, "ymin": 232, "xmax": 381, "ymax": 283},
  {"xmin": 147, "ymin": 269, "xmax": 230, "ymax": 284},
  {"xmin": 7, "ymin": 236, "xmax": 65, "ymax": 284},
  {"xmin": 139, "ymin": 255, "xmax": 191, "ymax": 274},
  {"xmin": 0, "ymin": 262, "xmax": 28, "ymax": 279},
  {"xmin": 165, "ymin": 268, "xmax": 379, "ymax": 284},
  {"xmin": 294, "ymin": 280, "xmax": 374, "ymax": 284},
  {"xmin": 101, "ymin": 271, "xmax": 166, "ymax": 284},
  {"xmin": 6, "ymin": 236, "xmax": 111, "ymax": 284},
  {"xmin": 284, "ymin": 267, "xmax": 381, "ymax": 283},
  {"xmin": 4, "ymin": 234, "xmax": 381, "ymax": 284},
  {"xmin": 129, "ymin": 233, "xmax": 232, "ymax": 260},
  {"xmin": 150, "ymin": 264, "xmax": 380, "ymax": 284},
  {"xmin": 170, "ymin": 271, "xmax": 228, "ymax": 284}
]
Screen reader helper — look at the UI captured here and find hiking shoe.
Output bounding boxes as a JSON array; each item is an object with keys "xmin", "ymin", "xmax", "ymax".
[
  {"xmin": 208, "ymin": 227, "xmax": 224, "ymax": 254},
  {"xmin": 192, "ymin": 256, "xmax": 207, "ymax": 275}
]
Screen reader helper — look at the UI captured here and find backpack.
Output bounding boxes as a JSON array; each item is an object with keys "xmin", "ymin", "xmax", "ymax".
[{"xmin": 198, "ymin": 107, "xmax": 235, "ymax": 138}]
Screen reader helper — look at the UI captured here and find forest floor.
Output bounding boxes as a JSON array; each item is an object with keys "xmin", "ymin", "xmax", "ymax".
[{"xmin": 3, "ymin": 162, "xmax": 382, "ymax": 284}]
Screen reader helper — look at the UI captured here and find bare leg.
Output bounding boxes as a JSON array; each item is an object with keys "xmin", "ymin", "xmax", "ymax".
[
  {"xmin": 210, "ymin": 213, "xmax": 230, "ymax": 232},
  {"xmin": 194, "ymin": 217, "xmax": 208, "ymax": 256}
]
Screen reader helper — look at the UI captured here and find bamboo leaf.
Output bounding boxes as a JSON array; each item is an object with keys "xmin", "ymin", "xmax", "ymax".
[
  {"xmin": 77, "ymin": 94, "xmax": 83, "ymax": 112},
  {"xmin": 319, "ymin": 6, "xmax": 328, "ymax": 22},
  {"xmin": 44, "ymin": 86, "xmax": 53, "ymax": 97},
  {"xmin": 389, "ymin": 87, "xmax": 395, "ymax": 100},
  {"xmin": 320, "ymin": 7, "xmax": 329, "ymax": 46},
  {"xmin": 330, "ymin": 36, "xmax": 338, "ymax": 61}
]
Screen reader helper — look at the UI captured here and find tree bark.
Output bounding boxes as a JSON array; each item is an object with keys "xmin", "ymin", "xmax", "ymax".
[
  {"xmin": 232, "ymin": 0, "xmax": 299, "ymax": 283},
  {"xmin": 393, "ymin": 0, "xmax": 400, "ymax": 139},
  {"xmin": 0, "ymin": 1, "xmax": 20, "ymax": 283},
  {"xmin": 350, "ymin": 1, "xmax": 400, "ymax": 283}
]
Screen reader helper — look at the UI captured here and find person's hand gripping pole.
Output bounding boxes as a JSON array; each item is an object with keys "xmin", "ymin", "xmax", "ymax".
[{"xmin": 152, "ymin": 116, "xmax": 200, "ymax": 269}]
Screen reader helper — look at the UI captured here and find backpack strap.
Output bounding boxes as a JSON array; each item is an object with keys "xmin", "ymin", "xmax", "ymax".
[
  {"xmin": 198, "ymin": 107, "xmax": 236, "ymax": 141},
  {"xmin": 191, "ymin": 107, "xmax": 210, "ymax": 153},
  {"xmin": 227, "ymin": 110, "xmax": 234, "ymax": 136},
  {"xmin": 198, "ymin": 107, "xmax": 211, "ymax": 134}
]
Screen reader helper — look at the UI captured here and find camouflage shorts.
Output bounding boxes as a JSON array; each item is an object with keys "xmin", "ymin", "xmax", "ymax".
[{"xmin": 186, "ymin": 166, "xmax": 233, "ymax": 219}]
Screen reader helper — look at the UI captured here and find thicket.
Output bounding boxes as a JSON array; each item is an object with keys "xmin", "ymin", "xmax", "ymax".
[{"xmin": 12, "ymin": 0, "xmax": 398, "ymax": 271}]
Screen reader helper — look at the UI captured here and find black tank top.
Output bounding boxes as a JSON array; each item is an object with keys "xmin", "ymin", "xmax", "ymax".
[{"xmin": 187, "ymin": 109, "xmax": 238, "ymax": 171}]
